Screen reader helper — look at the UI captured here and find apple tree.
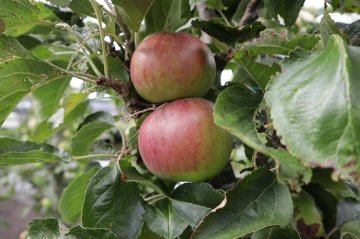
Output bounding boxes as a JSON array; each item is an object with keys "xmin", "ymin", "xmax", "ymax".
[{"xmin": 0, "ymin": 0, "xmax": 360, "ymax": 238}]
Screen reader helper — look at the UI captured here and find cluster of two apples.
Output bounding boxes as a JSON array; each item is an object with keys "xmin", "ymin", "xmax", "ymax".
[{"xmin": 131, "ymin": 32, "xmax": 233, "ymax": 182}]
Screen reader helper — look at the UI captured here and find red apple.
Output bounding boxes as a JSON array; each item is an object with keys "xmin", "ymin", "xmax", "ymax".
[
  {"xmin": 130, "ymin": 32, "xmax": 216, "ymax": 103},
  {"xmin": 138, "ymin": 98, "xmax": 233, "ymax": 182}
]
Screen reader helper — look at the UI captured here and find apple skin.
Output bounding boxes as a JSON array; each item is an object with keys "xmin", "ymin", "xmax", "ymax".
[
  {"xmin": 138, "ymin": 98, "xmax": 233, "ymax": 182},
  {"xmin": 130, "ymin": 32, "xmax": 216, "ymax": 103}
]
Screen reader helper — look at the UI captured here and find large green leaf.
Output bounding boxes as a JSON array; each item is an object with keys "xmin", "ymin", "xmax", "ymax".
[
  {"xmin": 192, "ymin": 168, "xmax": 293, "ymax": 239},
  {"xmin": 82, "ymin": 167, "xmax": 144, "ymax": 239},
  {"xmin": 59, "ymin": 168, "xmax": 98, "ymax": 222},
  {"xmin": 0, "ymin": 138, "xmax": 68, "ymax": 166},
  {"xmin": 113, "ymin": 0, "xmax": 154, "ymax": 31},
  {"xmin": 71, "ymin": 112, "xmax": 115, "ymax": 156},
  {"xmin": 65, "ymin": 226, "xmax": 117, "ymax": 239},
  {"xmin": 144, "ymin": 199, "xmax": 188, "ymax": 239},
  {"xmin": 263, "ymin": 0, "xmax": 305, "ymax": 26},
  {"xmin": 27, "ymin": 218, "xmax": 60, "ymax": 239},
  {"xmin": 171, "ymin": 183, "xmax": 224, "ymax": 226},
  {"xmin": 0, "ymin": 0, "xmax": 57, "ymax": 36},
  {"xmin": 265, "ymin": 35, "xmax": 360, "ymax": 178},
  {"xmin": 214, "ymin": 86, "xmax": 312, "ymax": 186},
  {"xmin": 145, "ymin": 0, "xmax": 186, "ymax": 34}
]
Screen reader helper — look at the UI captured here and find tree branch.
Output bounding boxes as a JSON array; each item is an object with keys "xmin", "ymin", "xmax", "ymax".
[{"xmin": 239, "ymin": 0, "xmax": 261, "ymax": 27}]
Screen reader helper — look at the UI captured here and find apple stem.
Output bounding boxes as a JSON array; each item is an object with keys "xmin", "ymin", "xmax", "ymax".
[{"xmin": 119, "ymin": 104, "xmax": 157, "ymax": 121}]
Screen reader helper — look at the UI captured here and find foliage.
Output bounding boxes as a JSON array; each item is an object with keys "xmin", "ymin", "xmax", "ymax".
[{"xmin": 0, "ymin": 0, "xmax": 359, "ymax": 238}]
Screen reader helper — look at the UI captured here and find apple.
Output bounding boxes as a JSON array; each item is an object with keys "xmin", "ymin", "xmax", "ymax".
[
  {"xmin": 138, "ymin": 98, "xmax": 233, "ymax": 182},
  {"xmin": 130, "ymin": 32, "xmax": 216, "ymax": 103}
]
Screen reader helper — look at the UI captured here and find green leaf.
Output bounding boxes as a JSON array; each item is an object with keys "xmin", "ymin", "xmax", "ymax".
[
  {"xmin": 69, "ymin": 0, "xmax": 95, "ymax": 17},
  {"xmin": 113, "ymin": 0, "xmax": 155, "ymax": 31},
  {"xmin": 0, "ymin": 138, "xmax": 68, "ymax": 166},
  {"xmin": 107, "ymin": 56, "xmax": 130, "ymax": 82},
  {"xmin": 119, "ymin": 156, "xmax": 167, "ymax": 194},
  {"xmin": 145, "ymin": 0, "xmax": 186, "ymax": 34},
  {"xmin": 71, "ymin": 112, "xmax": 115, "ymax": 156},
  {"xmin": 192, "ymin": 19, "xmax": 265, "ymax": 45},
  {"xmin": 237, "ymin": 29, "xmax": 320, "ymax": 56},
  {"xmin": 65, "ymin": 226, "xmax": 117, "ymax": 239},
  {"xmin": 138, "ymin": 224, "xmax": 163, "ymax": 239},
  {"xmin": 214, "ymin": 86, "xmax": 312, "ymax": 186},
  {"xmin": 189, "ymin": 0, "xmax": 224, "ymax": 11},
  {"xmin": 263, "ymin": 0, "xmax": 305, "ymax": 26},
  {"xmin": 0, "ymin": 0, "xmax": 57, "ymax": 36},
  {"xmin": 27, "ymin": 218, "xmax": 60, "ymax": 239},
  {"xmin": 234, "ymin": 55, "xmax": 281, "ymax": 92},
  {"xmin": 320, "ymin": 13, "xmax": 347, "ymax": 44},
  {"xmin": 311, "ymin": 168, "xmax": 359, "ymax": 199},
  {"xmin": 231, "ymin": 0, "xmax": 251, "ymax": 25},
  {"xmin": 144, "ymin": 199, "xmax": 188, "ymax": 239},
  {"xmin": 293, "ymin": 192, "xmax": 325, "ymax": 236},
  {"xmin": 32, "ymin": 77, "xmax": 71, "ymax": 121},
  {"xmin": 251, "ymin": 225, "xmax": 301, "ymax": 239},
  {"xmin": 343, "ymin": 20, "xmax": 360, "ymax": 46},
  {"xmin": 341, "ymin": 221, "xmax": 360, "ymax": 239},
  {"xmin": 82, "ymin": 167, "xmax": 145, "ymax": 239},
  {"xmin": 0, "ymin": 57, "xmax": 63, "ymax": 127},
  {"xmin": 265, "ymin": 35, "xmax": 360, "ymax": 178},
  {"xmin": 171, "ymin": 183, "xmax": 224, "ymax": 226},
  {"xmin": 0, "ymin": 35, "xmax": 33, "ymax": 60},
  {"xmin": 31, "ymin": 94, "xmax": 89, "ymax": 142},
  {"xmin": 329, "ymin": 0, "xmax": 360, "ymax": 13},
  {"xmin": 31, "ymin": 44, "xmax": 75, "ymax": 62},
  {"xmin": 336, "ymin": 199, "xmax": 360, "ymax": 227},
  {"xmin": 192, "ymin": 168, "xmax": 293, "ymax": 239},
  {"xmin": 59, "ymin": 168, "xmax": 98, "ymax": 222},
  {"xmin": 47, "ymin": 0, "xmax": 71, "ymax": 7}
]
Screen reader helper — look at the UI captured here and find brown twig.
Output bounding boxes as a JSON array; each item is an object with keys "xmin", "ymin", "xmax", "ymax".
[
  {"xmin": 119, "ymin": 105, "xmax": 156, "ymax": 121},
  {"xmin": 96, "ymin": 76, "xmax": 130, "ymax": 98},
  {"xmin": 239, "ymin": 0, "xmax": 261, "ymax": 27}
]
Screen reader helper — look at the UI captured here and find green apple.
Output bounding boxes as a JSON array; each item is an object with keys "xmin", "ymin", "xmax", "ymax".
[{"xmin": 138, "ymin": 98, "xmax": 233, "ymax": 182}]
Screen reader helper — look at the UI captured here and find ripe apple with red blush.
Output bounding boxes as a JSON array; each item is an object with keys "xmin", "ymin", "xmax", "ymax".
[
  {"xmin": 138, "ymin": 98, "xmax": 233, "ymax": 182},
  {"xmin": 130, "ymin": 32, "xmax": 216, "ymax": 103}
]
